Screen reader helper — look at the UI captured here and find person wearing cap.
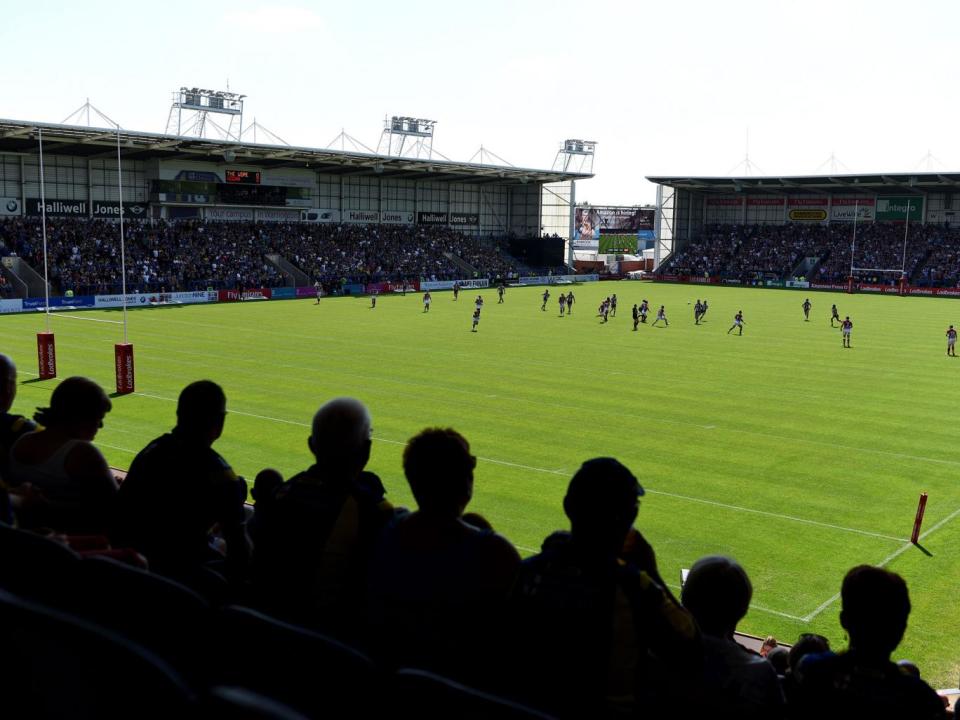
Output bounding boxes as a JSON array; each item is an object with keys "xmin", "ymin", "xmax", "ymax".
[
  {"xmin": 8, "ymin": 376, "xmax": 116, "ymax": 532},
  {"xmin": 509, "ymin": 458, "xmax": 701, "ymax": 718}
]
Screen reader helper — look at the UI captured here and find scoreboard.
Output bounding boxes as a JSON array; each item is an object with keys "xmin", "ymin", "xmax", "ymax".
[{"xmin": 225, "ymin": 169, "xmax": 261, "ymax": 184}]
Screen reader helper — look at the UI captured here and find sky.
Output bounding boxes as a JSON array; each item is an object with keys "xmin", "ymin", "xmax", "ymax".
[{"xmin": 2, "ymin": 0, "xmax": 959, "ymax": 205}]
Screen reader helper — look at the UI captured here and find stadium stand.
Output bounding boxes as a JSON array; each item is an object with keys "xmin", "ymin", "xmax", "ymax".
[
  {"xmin": 660, "ymin": 222, "xmax": 960, "ymax": 287},
  {"xmin": 0, "ymin": 216, "xmax": 533, "ymax": 296}
]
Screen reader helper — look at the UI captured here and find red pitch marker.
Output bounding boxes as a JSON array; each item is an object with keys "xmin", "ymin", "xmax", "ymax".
[{"xmin": 911, "ymin": 492, "xmax": 928, "ymax": 545}]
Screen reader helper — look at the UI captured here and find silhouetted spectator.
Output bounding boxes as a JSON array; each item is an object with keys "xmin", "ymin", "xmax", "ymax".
[
  {"xmin": 0, "ymin": 354, "xmax": 37, "ymax": 524},
  {"xmin": 246, "ymin": 468, "xmax": 283, "ymax": 545},
  {"xmin": 782, "ymin": 633, "xmax": 830, "ymax": 708},
  {"xmin": 767, "ymin": 646, "xmax": 789, "ymax": 676},
  {"xmin": 681, "ymin": 555, "xmax": 784, "ymax": 719},
  {"xmin": 0, "ymin": 354, "xmax": 36, "ymax": 469},
  {"xmin": 367, "ymin": 428, "xmax": 520, "ymax": 679},
  {"xmin": 510, "ymin": 458, "xmax": 700, "ymax": 718},
  {"xmin": 794, "ymin": 565, "xmax": 945, "ymax": 719},
  {"xmin": 111, "ymin": 381, "xmax": 249, "ymax": 578},
  {"xmin": 253, "ymin": 397, "xmax": 395, "ymax": 640},
  {"xmin": 8, "ymin": 376, "xmax": 116, "ymax": 532}
]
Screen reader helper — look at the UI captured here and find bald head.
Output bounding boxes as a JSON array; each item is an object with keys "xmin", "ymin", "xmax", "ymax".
[
  {"xmin": 0, "ymin": 354, "xmax": 16, "ymax": 413},
  {"xmin": 309, "ymin": 397, "xmax": 372, "ymax": 474}
]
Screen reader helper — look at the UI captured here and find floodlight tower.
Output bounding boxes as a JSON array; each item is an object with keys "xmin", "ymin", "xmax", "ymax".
[
  {"xmin": 377, "ymin": 116, "xmax": 437, "ymax": 158},
  {"xmin": 553, "ymin": 139, "xmax": 596, "ymax": 174},
  {"xmin": 165, "ymin": 88, "xmax": 246, "ymax": 140}
]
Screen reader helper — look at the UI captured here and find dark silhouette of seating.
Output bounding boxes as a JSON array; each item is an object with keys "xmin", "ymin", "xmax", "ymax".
[
  {"xmin": 393, "ymin": 667, "xmax": 559, "ymax": 720},
  {"xmin": 0, "ymin": 522, "xmax": 81, "ymax": 605},
  {"xmin": 68, "ymin": 555, "xmax": 212, "ymax": 683},
  {"xmin": 210, "ymin": 605, "xmax": 380, "ymax": 717},
  {"xmin": 200, "ymin": 686, "xmax": 311, "ymax": 720},
  {"xmin": 0, "ymin": 587, "xmax": 194, "ymax": 719}
]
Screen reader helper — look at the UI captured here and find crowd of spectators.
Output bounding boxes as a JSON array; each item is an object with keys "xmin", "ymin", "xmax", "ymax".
[
  {"xmin": 0, "ymin": 355, "xmax": 952, "ymax": 718},
  {"xmin": 0, "ymin": 217, "xmax": 522, "ymax": 296},
  {"xmin": 661, "ymin": 222, "xmax": 960, "ymax": 287}
]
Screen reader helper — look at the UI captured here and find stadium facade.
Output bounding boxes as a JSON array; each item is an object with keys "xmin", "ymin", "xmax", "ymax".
[
  {"xmin": 648, "ymin": 172, "xmax": 960, "ymax": 265},
  {"xmin": 0, "ymin": 118, "xmax": 590, "ymax": 243}
]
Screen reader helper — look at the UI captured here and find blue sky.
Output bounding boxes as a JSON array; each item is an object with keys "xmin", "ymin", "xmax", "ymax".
[{"xmin": 2, "ymin": 0, "xmax": 958, "ymax": 204}]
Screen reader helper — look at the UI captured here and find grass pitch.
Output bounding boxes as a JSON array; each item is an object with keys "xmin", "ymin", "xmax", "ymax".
[{"xmin": 2, "ymin": 282, "xmax": 959, "ymax": 688}]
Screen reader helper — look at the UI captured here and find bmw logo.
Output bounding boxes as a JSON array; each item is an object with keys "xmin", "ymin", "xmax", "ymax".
[{"xmin": 5, "ymin": 200, "xmax": 17, "ymax": 213}]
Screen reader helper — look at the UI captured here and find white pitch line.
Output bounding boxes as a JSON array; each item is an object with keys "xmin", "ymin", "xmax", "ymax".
[
  {"xmin": 802, "ymin": 504, "xmax": 960, "ymax": 622},
  {"xmin": 663, "ymin": 581, "xmax": 806, "ymax": 622},
  {"xmin": 50, "ymin": 313, "xmax": 123, "ymax": 324},
  {"xmin": 96, "ymin": 441, "xmax": 141, "ymax": 455},
  {"xmin": 137, "ymin": 393, "xmax": 573, "ymax": 477},
  {"xmin": 646, "ymin": 489, "xmax": 908, "ymax": 543}
]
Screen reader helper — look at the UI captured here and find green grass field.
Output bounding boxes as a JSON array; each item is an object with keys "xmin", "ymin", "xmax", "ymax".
[{"xmin": 2, "ymin": 282, "xmax": 959, "ymax": 688}]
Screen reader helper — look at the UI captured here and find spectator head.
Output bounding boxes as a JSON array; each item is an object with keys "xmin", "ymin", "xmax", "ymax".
[
  {"xmin": 251, "ymin": 468, "xmax": 283, "ymax": 504},
  {"xmin": 788, "ymin": 633, "xmax": 830, "ymax": 676},
  {"xmin": 403, "ymin": 428, "xmax": 475, "ymax": 516},
  {"xmin": 308, "ymin": 397, "xmax": 372, "ymax": 477},
  {"xmin": 0, "ymin": 353, "xmax": 16, "ymax": 413},
  {"xmin": 563, "ymin": 458, "xmax": 643, "ymax": 554},
  {"xmin": 767, "ymin": 646, "xmax": 789, "ymax": 676},
  {"xmin": 34, "ymin": 376, "xmax": 111, "ymax": 440},
  {"xmin": 176, "ymin": 380, "xmax": 227, "ymax": 445},
  {"xmin": 681, "ymin": 555, "xmax": 752, "ymax": 638},
  {"xmin": 839, "ymin": 565, "xmax": 910, "ymax": 657}
]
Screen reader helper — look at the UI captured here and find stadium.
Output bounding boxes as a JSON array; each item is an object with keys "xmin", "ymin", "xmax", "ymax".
[{"xmin": 1, "ymin": 94, "xmax": 959, "ymax": 718}]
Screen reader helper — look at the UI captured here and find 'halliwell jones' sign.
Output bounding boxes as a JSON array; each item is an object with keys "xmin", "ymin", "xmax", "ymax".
[{"xmin": 26, "ymin": 199, "xmax": 149, "ymax": 218}]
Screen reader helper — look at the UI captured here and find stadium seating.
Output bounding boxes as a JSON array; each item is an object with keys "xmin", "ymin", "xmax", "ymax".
[
  {"xmin": 0, "ymin": 587, "xmax": 195, "ymax": 719},
  {"xmin": 661, "ymin": 222, "xmax": 960, "ymax": 286},
  {"xmin": 0, "ymin": 522, "xmax": 81, "ymax": 605},
  {"xmin": 0, "ymin": 217, "xmax": 526, "ymax": 295},
  {"xmin": 67, "ymin": 555, "xmax": 213, "ymax": 684},
  {"xmin": 392, "ymin": 668, "xmax": 559, "ymax": 720},
  {"xmin": 208, "ymin": 605, "xmax": 380, "ymax": 717},
  {"xmin": 198, "ymin": 686, "xmax": 311, "ymax": 720}
]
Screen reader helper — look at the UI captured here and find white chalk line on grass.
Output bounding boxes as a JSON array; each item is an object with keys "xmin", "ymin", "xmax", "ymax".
[
  {"xmin": 646, "ymin": 489, "xmax": 908, "ymax": 543},
  {"xmin": 802, "ymin": 504, "xmax": 960, "ymax": 622},
  {"xmin": 662, "ymin": 581, "xmax": 806, "ymax": 622},
  {"xmin": 49, "ymin": 313, "xmax": 123, "ymax": 325}
]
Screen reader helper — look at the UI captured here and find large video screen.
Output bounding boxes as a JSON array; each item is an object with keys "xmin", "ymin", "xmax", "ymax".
[{"xmin": 574, "ymin": 206, "xmax": 655, "ymax": 241}]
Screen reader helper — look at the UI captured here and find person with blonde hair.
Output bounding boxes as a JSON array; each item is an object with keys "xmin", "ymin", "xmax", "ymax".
[{"xmin": 8, "ymin": 376, "xmax": 116, "ymax": 532}]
